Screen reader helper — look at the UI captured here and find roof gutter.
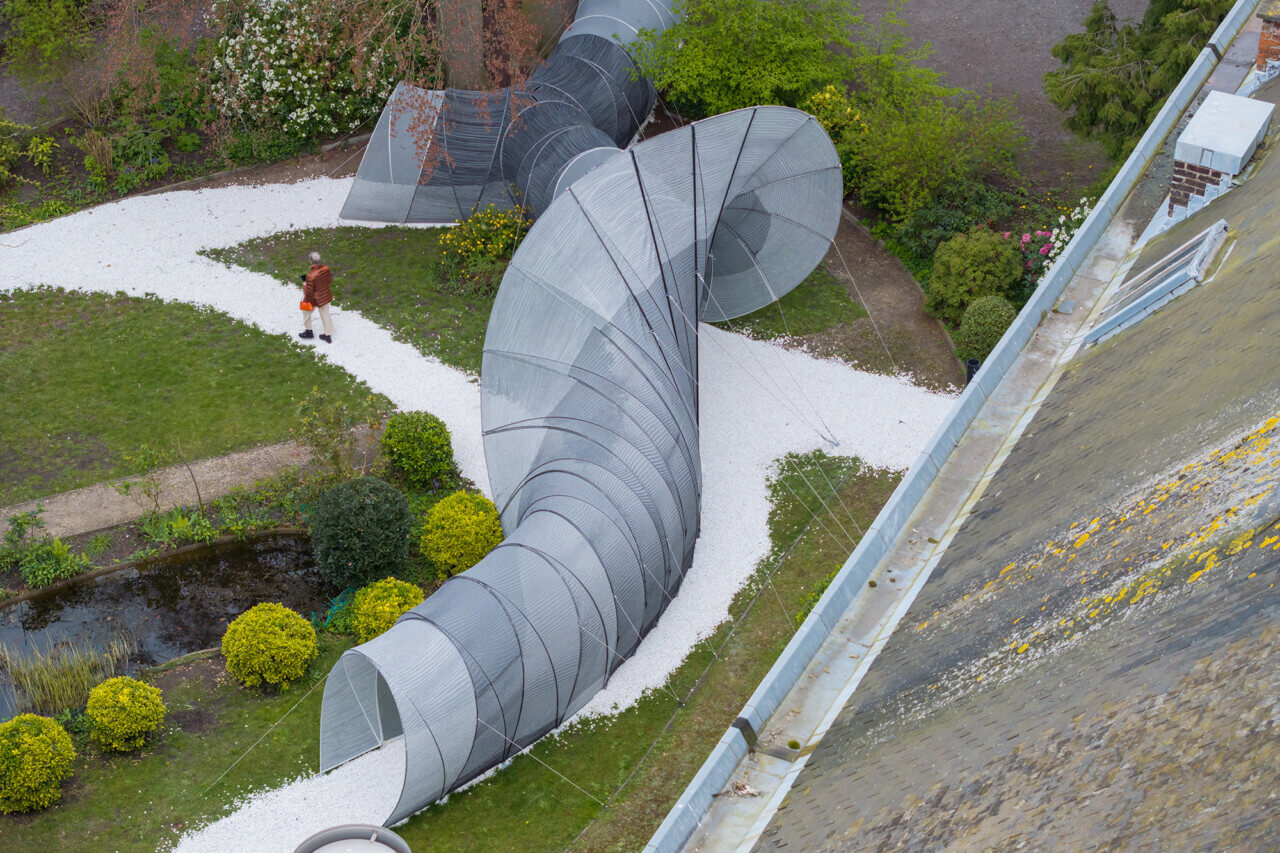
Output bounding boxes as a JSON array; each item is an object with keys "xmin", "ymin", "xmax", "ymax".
[{"xmin": 644, "ymin": 1, "xmax": 1265, "ymax": 849}]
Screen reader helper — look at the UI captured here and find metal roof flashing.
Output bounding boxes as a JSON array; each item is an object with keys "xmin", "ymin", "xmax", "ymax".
[{"xmin": 1175, "ymin": 91, "xmax": 1275, "ymax": 174}]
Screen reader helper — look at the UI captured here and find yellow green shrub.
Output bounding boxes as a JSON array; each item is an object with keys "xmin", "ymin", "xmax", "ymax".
[
  {"xmin": 0, "ymin": 714, "xmax": 76, "ymax": 814},
  {"xmin": 381, "ymin": 411, "xmax": 454, "ymax": 489},
  {"xmin": 221, "ymin": 602, "xmax": 318, "ymax": 690},
  {"xmin": 86, "ymin": 676, "xmax": 166, "ymax": 752},
  {"xmin": 438, "ymin": 204, "xmax": 528, "ymax": 294},
  {"xmin": 350, "ymin": 577, "xmax": 425, "ymax": 643},
  {"xmin": 420, "ymin": 491, "xmax": 503, "ymax": 581}
]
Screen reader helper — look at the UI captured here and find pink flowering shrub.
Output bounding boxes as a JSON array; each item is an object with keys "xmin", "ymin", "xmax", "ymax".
[
  {"xmin": 1001, "ymin": 197, "xmax": 1094, "ymax": 297},
  {"xmin": 1002, "ymin": 229, "xmax": 1056, "ymax": 296}
]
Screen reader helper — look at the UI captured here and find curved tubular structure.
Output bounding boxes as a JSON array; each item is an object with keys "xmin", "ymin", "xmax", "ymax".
[
  {"xmin": 339, "ymin": 0, "xmax": 673, "ymax": 224},
  {"xmin": 321, "ymin": 103, "xmax": 841, "ymax": 824},
  {"xmin": 323, "ymin": 0, "xmax": 841, "ymax": 828}
]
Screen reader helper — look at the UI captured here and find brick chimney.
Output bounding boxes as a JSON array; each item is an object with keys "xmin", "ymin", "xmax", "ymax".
[
  {"xmin": 1170, "ymin": 91, "xmax": 1275, "ymax": 214},
  {"xmin": 1261, "ymin": 1, "xmax": 1280, "ymax": 70}
]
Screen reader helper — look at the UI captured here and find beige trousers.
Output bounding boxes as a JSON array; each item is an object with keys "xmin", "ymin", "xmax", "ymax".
[{"xmin": 303, "ymin": 303, "xmax": 335, "ymax": 336}]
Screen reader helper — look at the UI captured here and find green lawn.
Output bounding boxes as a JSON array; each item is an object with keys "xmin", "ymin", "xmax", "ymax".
[
  {"xmin": 713, "ymin": 264, "xmax": 867, "ymax": 340},
  {"xmin": 206, "ymin": 228, "xmax": 866, "ymax": 375},
  {"xmin": 0, "ymin": 288, "xmax": 385, "ymax": 506},
  {"xmin": 2, "ymin": 638, "xmax": 354, "ymax": 852},
  {"xmin": 0, "ymin": 452, "xmax": 897, "ymax": 851},
  {"xmin": 205, "ymin": 226, "xmax": 494, "ymax": 375}
]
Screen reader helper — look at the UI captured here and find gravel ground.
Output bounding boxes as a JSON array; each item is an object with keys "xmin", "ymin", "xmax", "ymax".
[
  {"xmin": 173, "ymin": 738, "xmax": 406, "ymax": 852},
  {"xmin": 858, "ymin": 0, "xmax": 1150, "ymax": 191},
  {"xmin": 0, "ymin": 178, "xmax": 954, "ymax": 844}
]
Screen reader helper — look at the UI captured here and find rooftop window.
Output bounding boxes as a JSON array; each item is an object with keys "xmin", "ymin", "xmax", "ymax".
[{"xmin": 1085, "ymin": 219, "xmax": 1229, "ymax": 346}]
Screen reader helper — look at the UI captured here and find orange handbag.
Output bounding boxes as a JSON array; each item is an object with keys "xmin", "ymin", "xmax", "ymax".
[{"xmin": 300, "ymin": 301, "xmax": 313, "ymax": 311}]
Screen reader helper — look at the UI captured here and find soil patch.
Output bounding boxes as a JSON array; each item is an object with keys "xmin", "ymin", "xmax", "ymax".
[
  {"xmin": 152, "ymin": 655, "xmax": 224, "ymax": 694},
  {"xmin": 821, "ymin": 212, "xmax": 962, "ymax": 391},
  {"xmin": 170, "ymin": 139, "xmax": 366, "ymax": 193},
  {"xmin": 858, "ymin": 0, "xmax": 1149, "ymax": 195},
  {"xmin": 171, "ymin": 704, "xmax": 218, "ymax": 734},
  {"xmin": 0, "ymin": 432, "xmax": 113, "ymax": 501},
  {"xmin": 155, "ymin": 655, "xmax": 226, "ymax": 735}
]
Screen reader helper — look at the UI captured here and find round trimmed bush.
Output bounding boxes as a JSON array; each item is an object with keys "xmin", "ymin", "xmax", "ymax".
[
  {"xmin": 0, "ymin": 714, "xmax": 76, "ymax": 814},
  {"xmin": 310, "ymin": 476, "xmax": 413, "ymax": 589},
  {"xmin": 420, "ymin": 491, "xmax": 504, "ymax": 581},
  {"xmin": 350, "ymin": 577, "xmax": 425, "ymax": 643},
  {"xmin": 925, "ymin": 227, "xmax": 1023, "ymax": 324},
  {"xmin": 221, "ymin": 603, "xmax": 318, "ymax": 690},
  {"xmin": 86, "ymin": 676, "xmax": 167, "ymax": 752},
  {"xmin": 955, "ymin": 295, "xmax": 1018, "ymax": 362},
  {"xmin": 381, "ymin": 411, "xmax": 454, "ymax": 488}
]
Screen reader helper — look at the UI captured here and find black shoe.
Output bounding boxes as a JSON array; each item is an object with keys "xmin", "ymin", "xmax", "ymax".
[
  {"xmin": 298, "ymin": 330, "xmax": 314, "ymax": 339},
  {"xmin": 319, "ymin": 334, "xmax": 332, "ymax": 343}
]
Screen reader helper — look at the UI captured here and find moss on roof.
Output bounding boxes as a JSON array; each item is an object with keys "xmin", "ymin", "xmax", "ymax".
[{"xmin": 1135, "ymin": 76, "xmax": 1280, "ymax": 274}]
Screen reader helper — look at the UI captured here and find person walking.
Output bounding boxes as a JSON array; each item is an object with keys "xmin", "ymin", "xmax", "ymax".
[{"xmin": 298, "ymin": 251, "xmax": 335, "ymax": 343}]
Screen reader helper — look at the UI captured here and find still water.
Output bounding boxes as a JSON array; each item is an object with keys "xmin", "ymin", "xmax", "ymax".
[{"xmin": 0, "ymin": 534, "xmax": 329, "ymax": 719}]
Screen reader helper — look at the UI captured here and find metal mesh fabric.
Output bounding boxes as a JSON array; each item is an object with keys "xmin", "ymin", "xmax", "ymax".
[
  {"xmin": 325, "ymin": 0, "xmax": 838, "ymax": 823},
  {"xmin": 340, "ymin": 22, "xmax": 664, "ymax": 224},
  {"xmin": 320, "ymin": 103, "xmax": 840, "ymax": 824}
]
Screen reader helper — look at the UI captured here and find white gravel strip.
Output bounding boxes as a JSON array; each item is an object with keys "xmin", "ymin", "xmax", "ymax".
[
  {"xmin": 0, "ymin": 178, "xmax": 955, "ymax": 848},
  {"xmin": 575, "ymin": 323, "xmax": 953, "ymax": 716},
  {"xmin": 173, "ymin": 738, "xmax": 405, "ymax": 853},
  {"xmin": 0, "ymin": 179, "xmax": 489, "ymax": 491}
]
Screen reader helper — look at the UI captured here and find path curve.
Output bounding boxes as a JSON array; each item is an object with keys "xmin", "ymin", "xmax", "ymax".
[{"xmin": 0, "ymin": 178, "xmax": 956, "ymax": 847}]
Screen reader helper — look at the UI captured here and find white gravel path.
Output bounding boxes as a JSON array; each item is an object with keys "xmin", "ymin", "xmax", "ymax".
[
  {"xmin": 0, "ymin": 179, "xmax": 489, "ymax": 489},
  {"xmin": 0, "ymin": 178, "xmax": 955, "ymax": 849},
  {"xmin": 174, "ymin": 739, "xmax": 406, "ymax": 852}
]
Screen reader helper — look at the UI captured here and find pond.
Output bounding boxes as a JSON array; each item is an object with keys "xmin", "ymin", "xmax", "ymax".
[{"xmin": 0, "ymin": 533, "xmax": 330, "ymax": 720}]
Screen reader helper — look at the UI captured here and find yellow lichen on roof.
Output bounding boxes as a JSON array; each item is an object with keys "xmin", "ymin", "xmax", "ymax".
[{"xmin": 916, "ymin": 414, "xmax": 1280, "ymax": 661}]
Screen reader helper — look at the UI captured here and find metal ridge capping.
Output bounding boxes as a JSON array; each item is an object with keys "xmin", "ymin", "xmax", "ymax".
[
  {"xmin": 321, "ymin": 0, "xmax": 844, "ymax": 825},
  {"xmin": 646, "ymin": 0, "xmax": 1264, "ymax": 849}
]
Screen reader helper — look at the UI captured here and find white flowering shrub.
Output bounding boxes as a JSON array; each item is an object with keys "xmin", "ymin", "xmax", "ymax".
[
  {"xmin": 208, "ymin": 0, "xmax": 435, "ymax": 141},
  {"xmin": 1000, "ymin": 196, "xmax": 1095, "ymax": 299},
  {"xmin": 1046, "ymin": 197, "xmax": 1094, "ymax": 267}
]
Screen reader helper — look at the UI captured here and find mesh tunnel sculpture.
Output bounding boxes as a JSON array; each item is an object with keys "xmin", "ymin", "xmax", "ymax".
[
  {"xmin": 321, "ymin": 0, "xmax": 843, "ymax": 827},
  {"xmin": 339, "ymin": 0, "xmax": 673, "ymax": 224}
]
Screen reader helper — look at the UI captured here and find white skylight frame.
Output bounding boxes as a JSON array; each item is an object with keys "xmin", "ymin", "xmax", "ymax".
[{"xmin": 1085, "ymin": 219, "xmax": 1229, "ymax": 346}]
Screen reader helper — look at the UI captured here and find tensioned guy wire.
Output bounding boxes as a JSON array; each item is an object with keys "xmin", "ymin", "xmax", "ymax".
[
  {"xmin": 567, "ymin": 453, "xmax": 863, "ymax": 843},
  {"xmin": 322, "ymin": 0, "xmax": 842, "ymax": 821}
]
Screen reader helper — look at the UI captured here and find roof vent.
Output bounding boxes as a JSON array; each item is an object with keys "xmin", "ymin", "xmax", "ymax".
[{"xmin": 1169, "ymin": 92, "xmax": 1274, "ymax": 215}]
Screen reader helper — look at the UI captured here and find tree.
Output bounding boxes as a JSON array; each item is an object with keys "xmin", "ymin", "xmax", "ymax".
[
  {"xmin": 630, "ymin": 0, "xmax": 873, "ymax": 118},
  {"xmin": 0, "ymin": 0, "xmax": 92, "ymax": 86},
  {"xmin": 1044, "ymin": 0, "xmax": 1232, "ymax": 159}
]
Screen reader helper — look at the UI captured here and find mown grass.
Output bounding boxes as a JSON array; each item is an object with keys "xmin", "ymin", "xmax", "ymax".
[
  {"xmin": 0, "ymin": 288, "xmax": 385, "ymax": 506},
  {"xmin": 205, "ymin": 226, "xmax": 493, "ymax": 374},
  {"xmin": 1, "ymin": 637, "xmax": 354, "ymax": 852},
  {"xmin": 0, "ymin": 452, "xmax": 897, "ymax": 851},
  {"xmin": 395, "ymin": 451, "xmax": 895, "ymax": 852},
  {"xmin": 713, "ymin": 263, "xmax": 867, "ymax": 340},
  {"xmin": 206, "ymin": 228, "xmax": 865, "ymax": 373}
]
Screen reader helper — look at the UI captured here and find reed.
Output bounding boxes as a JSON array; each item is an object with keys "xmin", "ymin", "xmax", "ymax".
[{"xmin": 0, "ymin": 634, "xmax": 138, "ymax": 715}]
